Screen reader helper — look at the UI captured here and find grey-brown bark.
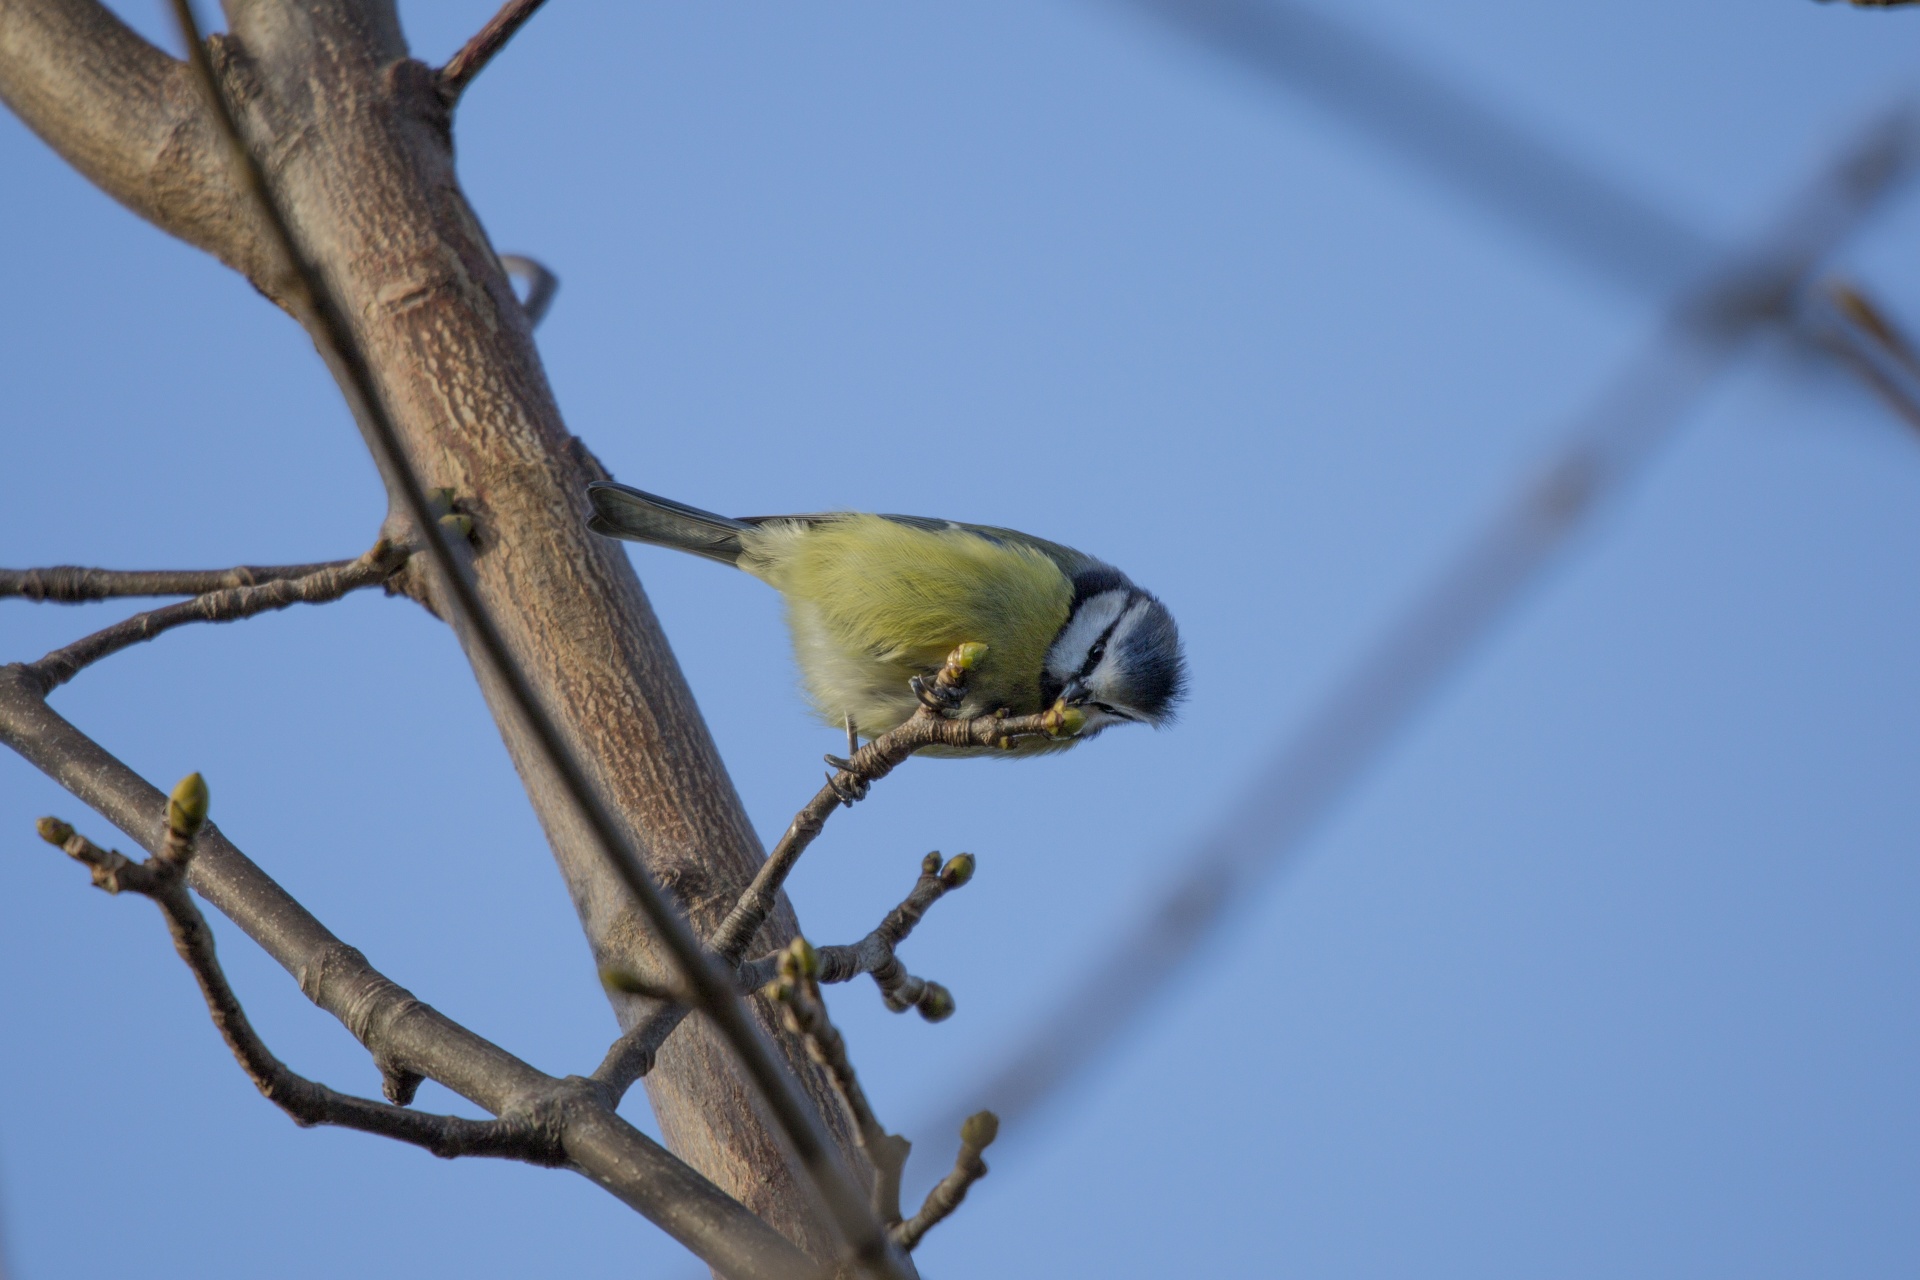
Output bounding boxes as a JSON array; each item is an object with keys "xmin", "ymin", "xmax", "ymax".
[{"xmin": 0, "ymin": 0, "xmax": 864, "ymax": 1259}]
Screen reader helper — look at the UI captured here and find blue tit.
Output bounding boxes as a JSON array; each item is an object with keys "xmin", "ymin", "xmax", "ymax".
[{"xmin": 585, "ymin": 481, "xmax": 1186, "ymax": 755}]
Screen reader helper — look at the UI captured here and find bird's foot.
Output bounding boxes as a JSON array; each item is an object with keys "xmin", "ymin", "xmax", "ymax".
[{"xmin": 824, "ymin": 768, "xmax": 870, "ymax": 807}]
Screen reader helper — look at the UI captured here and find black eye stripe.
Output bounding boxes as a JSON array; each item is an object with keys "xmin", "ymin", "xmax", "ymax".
[{"xmin": 1078, "ymin": 616, "xmax": 1123, "ymax": 679}]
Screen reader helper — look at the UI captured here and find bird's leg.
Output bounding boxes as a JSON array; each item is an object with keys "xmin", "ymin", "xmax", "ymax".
[
  {"xmin": 846, "ymin": 713, "xmax": 860, "ymax": 759},
  {"xmin": 910, "ymin": 673, "xmax": 963, "ymax": 715}
]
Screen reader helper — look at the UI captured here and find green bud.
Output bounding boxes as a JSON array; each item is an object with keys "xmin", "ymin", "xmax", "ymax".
[
  {"xmin": 960, "ymin": 1109, "xmax": 1000, "ymax": 1150},
  {"xmin": 921, "ymin": 851, "xmax": 943, "ymax": 876},
  {"xmin": 167, "ymin": 772, "xmax": 209, "ymax": 837},
  {"xmin": 953, "ymin": 642, "xmax": 988, "ymax": 670},
  {"xmin": 36, "ymin": 817, "xmax": 74, "ymax": 848},
  {"xmin": 764, "ymin": 978, "xmax": 795, "ymax": 1003},
  {"xmin": 786, "ymin": 936, "xmax": 818, "ymax": 979},
  {"xmin": 917, "ymin": 981, "xmax": 955, "ymax": 1023},
  {"xmin": 427, "ymin": 487, "xmax": 457, "ymax": 517},
  {"xmin": 438, "ymin": 512, "xmax": 475, "ymax": 542},
  {"xmin": 939, "ymin": 853, "xmax": 976, "ymax": 888}
]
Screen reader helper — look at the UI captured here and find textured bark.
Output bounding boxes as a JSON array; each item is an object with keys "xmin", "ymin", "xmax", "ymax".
[{"xmin": 0, "ymin": 0, "xmax": 863, "ymax": 1260}]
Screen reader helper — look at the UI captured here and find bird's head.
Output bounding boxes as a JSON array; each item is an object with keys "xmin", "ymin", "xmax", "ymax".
[{"xmin": 1040, "ymin": 568, "xmax": 1186, "ymax": 735}]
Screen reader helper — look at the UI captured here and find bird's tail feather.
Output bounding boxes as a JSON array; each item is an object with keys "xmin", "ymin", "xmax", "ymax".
[{"xmin": 585, "ymin": 481, "xmax": 748, "ymax": 565}]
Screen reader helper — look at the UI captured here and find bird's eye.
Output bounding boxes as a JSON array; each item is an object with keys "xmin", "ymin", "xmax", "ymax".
[
  {"xmin": 1087, "ymin": 640, "xmax": 1106, "ymax": 664},
  {"xmin": 1092, "ymin": 702, "xmax": 1117, "ymax": 716}
]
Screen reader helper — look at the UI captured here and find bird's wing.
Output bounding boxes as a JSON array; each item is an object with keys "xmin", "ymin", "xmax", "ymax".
[{"xmin": 735, "ymin": 512, "xmax": 1110, "ymax": 581}]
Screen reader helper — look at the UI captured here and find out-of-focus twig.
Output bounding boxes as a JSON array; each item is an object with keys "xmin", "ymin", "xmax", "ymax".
[
  {"xmin": 1815, "ymin": 281, "xmax": 1920, "ymax": 437},
  {"xmin": 18, "ymin": 541, "xmax": 404, "ymax": 695},
  {"xmin": 928, "ymin": 108, "xmax": 1919, "ymax": 1148},
  {"xmin": 894, "ymin": 1111, "xmax": 997, "ymax": 1252},
  {"xmin": 1114, "ymin": 0, "xmax": 1715, "ymax": 295},
  {"xmin": 439, "ymin": 0, "xmax": 550, "ymax": 102}
]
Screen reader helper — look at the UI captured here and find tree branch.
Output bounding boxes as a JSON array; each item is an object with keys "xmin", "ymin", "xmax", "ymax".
[
  {"xmin": 1, "ymin": 559, "xmax": 360, "ymax": 603},
  {"xmin": 892, "ymin": 1113, "xmax": 998, "ymax": 1253},
  {"xmin": 765, "ymin": 940, "xmax": 1001, "ymax": 1250},
  {"xmin": 500, "ymin": 254, "xmax": 560, "ymax": 327},
  {"xmin": 767, "ymin": 941, "xmax": 913, "ymax": 1226},
  {"xmin": 439, "ymin": 0, "xmax": 550, "ymax": 102},
  {"xmin": 737, "ymin": 853, "xmax": 974, "ymax": 1022},
  {"xmin": 0, "ymin": 668, "xmax": 818, "ymax": 1280},
  {"xmin": 0, "ymin": 0, "xmax": 271, "ymax": 284},
  {"xmin": 592, "ymin": 648, "xmax": 1075, "ymax": 1102},
  {"xmin": 35, "ymin": 793, "xmax": 563, "ymax": 1164},
  {"xmin": 19, "ymin": 540, "xmax": 405, "ymax": 695}
]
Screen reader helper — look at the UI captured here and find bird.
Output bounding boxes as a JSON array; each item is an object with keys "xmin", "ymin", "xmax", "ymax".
[{"xmin": 585, "ymin": 481, "xmax": 1185, "ymax": 755}]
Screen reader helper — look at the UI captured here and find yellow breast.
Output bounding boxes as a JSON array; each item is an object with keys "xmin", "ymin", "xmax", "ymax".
[{"xmin": 738, "ymin": 514, "xmax": 1073, "ymax": 739}]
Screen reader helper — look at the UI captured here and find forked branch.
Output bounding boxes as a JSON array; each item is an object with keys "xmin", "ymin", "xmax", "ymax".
[
  {"xmin": 36, "ymin": 780, "xmax": 560, "ymax": 1164},
  {"xmin": 594, "ymin": 644, "xmax": 1078, "ymax": 1099},
  {"xmin": 18, "ymin": 540, "xmax": 406, "ymax": 695}
]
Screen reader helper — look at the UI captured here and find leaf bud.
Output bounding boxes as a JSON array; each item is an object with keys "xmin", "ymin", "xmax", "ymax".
[
  {"xmin": 921, "ymin": 851, "xmax": 943, "ymax": 876},
  {"xmin": 960, "ymin": 1109, "xmax": 1000, "ymax": 1150},
  {"xmin": 36, "ymin": 817, "xmax": 74, "ymax": 847},
  {"xmin": 167, "ymin": 772, "xmax": 209, "ymax": 838},
  {"xmin": 952, "ymin": 642, "xmax": 988, "ymax": 670},
  {"xmin": 917, "ymin": 981, "xmax": 955, "ymax": 1023},
  {"xmin": 939, "ymin": 853, "xmax": 975, "ymax": 888},
  {"xmin": 785, "ymin": 936, "xmax": 818, "ymax": 979}
]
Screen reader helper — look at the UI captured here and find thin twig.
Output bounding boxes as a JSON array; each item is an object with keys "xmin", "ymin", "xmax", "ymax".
[
  {"xmin": 766, "ymin": 940, "xmax": 913, "ymax": 1226},
  {"xmin": 737, "ymin": 853, "xmax": 975, "ymax": 1021},
  {"xmin": 168, "ymin": 4, "xmax": 904, "ymax": 1268},
  {"xmin": 593, "ymin": 649, "xmax": 1073, "ymax": 1100},
  {"xmin": 35, "ymin": 788, "xmax": 561, "ymax": 1165},
  {"xmin": 1816, "ymin": 281, "xmax": 1920, "ymax": 438},
  {"xmin": 892, "ymin": 1112, "xmax": 998, "ymax": 1252},
  {"xmin": 20, "ymin": 541, "xmax": 404, "ymax": 695},
  {"xmin": 439, "ymin": 0, "xmax": 550, "ymax": 102},
  {"xmin": 1, "ymin": 559, "xmax": 355, "ymax": 602}
]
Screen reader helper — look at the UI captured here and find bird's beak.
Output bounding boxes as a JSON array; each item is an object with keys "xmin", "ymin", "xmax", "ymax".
[{"xmin": 1061, "ymin": 678, "xmax": 1089, "ymax": 706}]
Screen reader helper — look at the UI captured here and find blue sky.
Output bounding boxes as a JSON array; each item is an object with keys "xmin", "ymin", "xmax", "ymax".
[{"xmin": 3, "ymin": 2, "xmax": 1918, "ymax": 1276}]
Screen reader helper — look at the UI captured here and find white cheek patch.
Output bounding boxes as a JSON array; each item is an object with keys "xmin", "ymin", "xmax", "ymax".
[{"xmin": 1046, "ymin": 589, "xmax": 1129, "ymax": 681}]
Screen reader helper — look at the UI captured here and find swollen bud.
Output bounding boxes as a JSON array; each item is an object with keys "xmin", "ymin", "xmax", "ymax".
[
  {"xmin": 36, "ymin": 817, "xmax": 74, "ymax": 848},
  {"xmin": 921, "ymin": 851, "xmax": 943, "ymax": 877},
  {"xmin": 953, "ymin": 642, "xmax": 988, "ymax": 671},
  {"xmin": 167, "ymin": 773, "xmax": 209, "ymax": 838},
  {"xmin": 785, "ymin": 936, "xmax": 819, "ymax": 979},
  {"xmin": 600, "ymin": 967, "xmax": 648, "ymax": 995},
  {"xmin": 438, "ymin": 512, "xmax": 475, "ymax": 542},
  {"xmin": 939, "ymin": 853, "xmax": 976, "ymax": 888},
  {"xmin": 960, "ymin": 1109, "xmax": 1000, "ymax": 1150},
  {"xmin": 917, "ymin": 981, "xmax": 955, "ymax": 1023}
]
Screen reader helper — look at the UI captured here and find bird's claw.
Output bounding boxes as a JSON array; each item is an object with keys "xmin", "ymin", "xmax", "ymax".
[
  {"xmin": 825, "ymin": 769, "xmax": 869, "ymax": 807},
  {"xmin": 911, "ymin": 673, "xmax": 963, "ymax": 715}
]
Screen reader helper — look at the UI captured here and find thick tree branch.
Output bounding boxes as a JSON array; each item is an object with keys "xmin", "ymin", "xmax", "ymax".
[
  {"xmin": 0, "ymin": 669, "xmax": 817, "ymax": 1280},
  {"xmin": 0, "ymin": 0, "xmax": 270, "ymax": 283},
  {"xmin": 1, "ymin": 559, "xmax": 359, "ymax": 603},
  {"xmin": 164, "ymin": 0, "xmax": 901, "ymax": 1262},
  {"xmin": 439, "ymin": 0, "xmax": 549, "ymax": 102},
  {"xmin": 19, "ymin": 540, "xmax": 405, "ymax": 695}
]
